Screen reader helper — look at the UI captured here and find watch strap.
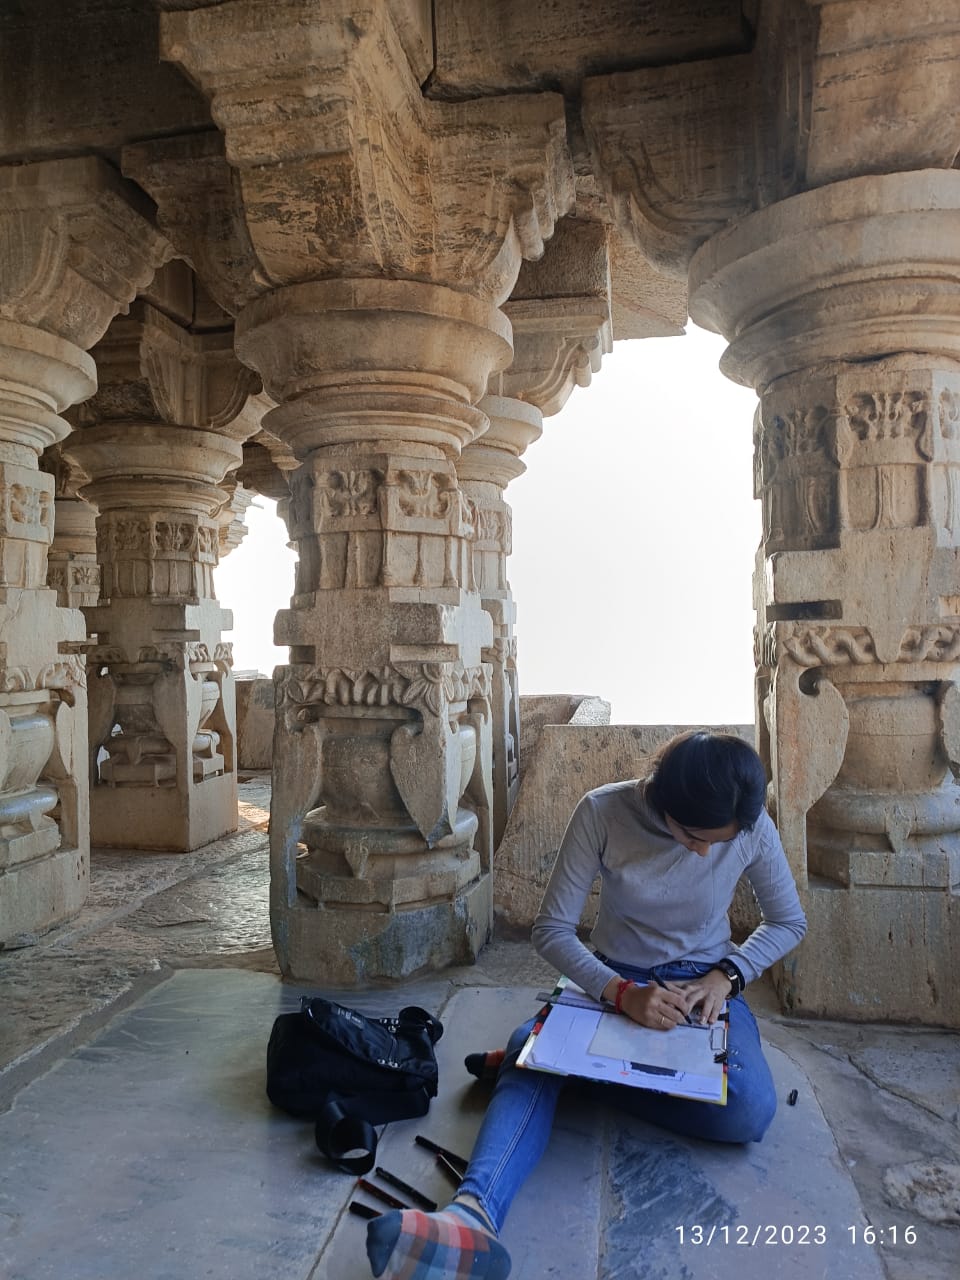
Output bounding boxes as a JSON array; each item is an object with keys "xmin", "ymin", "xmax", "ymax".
[{"xmin": 715, "ymin": 958, "xmax": 745, "ymax": 996}]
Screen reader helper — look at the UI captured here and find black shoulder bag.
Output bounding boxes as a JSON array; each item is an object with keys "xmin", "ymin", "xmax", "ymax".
[{"xmin": 266, "ymin": 997, "xmax": 443, "ymax": 1174}]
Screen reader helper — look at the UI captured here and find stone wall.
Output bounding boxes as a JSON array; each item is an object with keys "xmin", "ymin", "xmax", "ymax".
[
  {"xmin": 495, "ymin": 714, "xmax": 756, "ymax": 938},
  {"xmin": 235, "ymin": 675, "xmax": 274, "ymax": 772}
]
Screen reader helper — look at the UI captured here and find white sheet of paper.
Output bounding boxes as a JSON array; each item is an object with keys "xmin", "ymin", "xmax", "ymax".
[
  {"xmin": 589, "ymin": 1012, "xmax": 725, "ymax": 1075},
  {"xmin": 517, "ymin": 985, "xmax": 728, "ymax": 1103}
]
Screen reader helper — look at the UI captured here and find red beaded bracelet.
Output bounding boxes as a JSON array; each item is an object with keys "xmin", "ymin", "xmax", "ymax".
[{"xmin": 614, "ymin": 979, "xmax": 636, "ymax": 1013}]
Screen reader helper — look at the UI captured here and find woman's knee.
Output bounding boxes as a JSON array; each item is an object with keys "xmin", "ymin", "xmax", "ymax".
[{"xmin": 723, "ymin": 1080, "xmax": 778, "ymax": 1144}]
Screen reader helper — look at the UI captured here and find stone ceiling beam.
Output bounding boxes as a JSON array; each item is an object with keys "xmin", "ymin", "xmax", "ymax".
[
  {"xmin": 429, "ymin": 0, "xmax": 751, "ymax": 98},
  {"xmin": 805, "ymin": 0, "xmax": 960, "ymax": 184},
  {"xmin": 582, "ymin": 53, "xmax": 766, "ymax": 278},
  {"xmin": 581, "ymin": 1, "xmax": 960, "ymax": 280}
]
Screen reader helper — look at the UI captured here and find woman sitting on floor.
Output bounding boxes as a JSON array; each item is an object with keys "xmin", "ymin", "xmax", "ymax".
[{"xmin": 366, "ymin": 729, "xmax": 808, "ymax": 1280}]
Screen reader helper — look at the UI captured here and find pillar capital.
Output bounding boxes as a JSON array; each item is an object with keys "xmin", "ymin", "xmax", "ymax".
[
  {"xmin": 69, "ymin": 299, "xmax": 262, "ymax": 438},
  {"xmin": 489, "ymin": 218, "xmax": 613, "ymax": 420},
  {"xmin": 150, "ymin": 0, "xmax": 573, "ymax": 306},
  {"xmin": 690, "ymin": 170, "xmax": 960, "ymax": 389},
  {"xmin": 234, "ymin": 277, "xmax": 512, "ymax": 458},
  {"xmin": 0, "ymin": 320, "xmax": 96, "ymax": 465},
  {"xmin": 460, "ymin": 398, "xmax": 542, "ymax": 490},
  {"xmin": 217, "ymin": 477, "xmax": 256, "ymax": 559},
  {"xmin": 238, "ymin": 428, "xmax": 298, "ymax": 502},
  {"xmin": 65, "ymin": 423, "xmax": 243, "ymax": 519},
  {"xmin": 0, "ymin": 157, "xmax": 171, "ymax": 349},
  {"xmin": 41, "ymin": 445, "xmax": 100, "ymax": 612}
]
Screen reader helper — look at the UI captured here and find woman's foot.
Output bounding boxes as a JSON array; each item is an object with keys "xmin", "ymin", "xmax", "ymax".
[
  {"xmin": 366, "ymin": 1203, "xmax": 511, "ymax": 1278},
  {"xmin": 463, "ymin": 1048, "xmax": 505, "ymax": 1082}
]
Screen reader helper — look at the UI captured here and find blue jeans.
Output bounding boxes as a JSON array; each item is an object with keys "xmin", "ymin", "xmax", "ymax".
[{"xmin": 457, "ymin": 961, "xmax": 778, "ymax": 1235}]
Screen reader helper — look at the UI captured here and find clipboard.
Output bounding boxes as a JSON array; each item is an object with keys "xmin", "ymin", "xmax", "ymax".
[{"xmin": 516, "ymin": 977, "xmax": 728, "ymax": 1105}]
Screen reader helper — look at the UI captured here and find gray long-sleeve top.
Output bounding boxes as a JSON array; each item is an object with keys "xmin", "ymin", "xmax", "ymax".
[{"xmin": 531, "ymin": 780, "xmax": 807, "ymax": 1002}]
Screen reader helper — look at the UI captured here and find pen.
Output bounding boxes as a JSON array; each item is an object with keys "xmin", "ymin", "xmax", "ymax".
[
  {"xmin": 530, "ymin": 1003, "xmax": 550, "ymax": 1035},
  {"xmin": 436, "ymin": 1153, "xmax": 464, "ymax": 1186},
  {"xmin": 356, "ymin": 1178, "xmax": 410, "ymax": 1211},
  {"xmin": 374, "ymin": 1167, "xmax": 438, "ymax": 1212},
  {"xmin": 349, "ymin": 1201, "xmax": 381, "ymax": 1220},
  {"xmin": 651, "ymin": 974, "xmax": 696, "ymax": 1026},
  {"xmin": 414, "ymin": 1135, "xmax": 469, "ymax": 1174}
]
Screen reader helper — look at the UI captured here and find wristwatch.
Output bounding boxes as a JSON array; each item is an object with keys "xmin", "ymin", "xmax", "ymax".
[{"xmin": 713, "ymin": 958, "xmax": 745, "ymax": 996}]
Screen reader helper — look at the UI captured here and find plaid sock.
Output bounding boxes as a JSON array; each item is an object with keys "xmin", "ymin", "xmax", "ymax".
[{"xmin": 366, "ymin": 1204, "xmax": 511, "ymax": 1279}]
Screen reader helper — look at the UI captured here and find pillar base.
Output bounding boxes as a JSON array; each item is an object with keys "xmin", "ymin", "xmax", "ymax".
[
  {"xmin": 275, "ymin": 872, "xmax": 493, "ymax": 985},
  {"xmin": 0, "ymin": 840, "xmax": 88, "ymax": 947},
  {"xmin": 775, "ymin": 883, "xmax": 960, "ymax": 1026},
  {"xmin": 89, "ymin": 771, "xmax": 238, "ymax": 853}
]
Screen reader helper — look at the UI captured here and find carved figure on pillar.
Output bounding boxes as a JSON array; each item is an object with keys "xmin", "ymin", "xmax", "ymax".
[
  {"xmin": 63, "ymin": 280, "xmax": 262, "ymax": 853},
  {"xmin": 125, "ymin": 0, "xmax": 575, "ymax": 981},
  {"xmin": 0, "ymin": 156, "xmax": 169, "ymax": 945}
]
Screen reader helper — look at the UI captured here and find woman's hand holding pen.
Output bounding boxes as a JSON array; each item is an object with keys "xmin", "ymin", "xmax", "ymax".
[
  {"xmin": 658, "ymin": 970, "xmax": 731, "ymax": 1026},
  {"xmin": 600, "ymin": 975, "xmax": 690, "ymax": 1031}
]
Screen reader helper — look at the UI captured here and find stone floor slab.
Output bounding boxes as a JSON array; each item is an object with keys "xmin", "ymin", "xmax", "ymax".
[
  {"xmin": 0, "ymin": 968, "xmax": 902, "ymax": 1280},
  {"xmin": 0, "ymin": 970, "xmax": 328, "ymax": 1280},
  {"xmin": 602, "ymin": 1043, "xmax": 884, "ymax": 1279},
  {"xmin": 315, "ymin": 984, "xmax": 607, "ymax": 1280}
]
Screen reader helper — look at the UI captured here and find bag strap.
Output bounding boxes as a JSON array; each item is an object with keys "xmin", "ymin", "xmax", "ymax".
[
  {"xmin": 315, "ymin": 1087, "xmax": 434, "ymax": 1173},
  {"xmin": 315, "ymin": 1099, "xmax": 379, "ymax": 1175},
  {"xmin": 395, "ymin": 1006, "xmax": 444, "ymax": 1044}
]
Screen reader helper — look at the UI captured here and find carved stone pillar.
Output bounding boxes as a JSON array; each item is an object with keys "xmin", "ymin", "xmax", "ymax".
[
  {"xmin": 241, "ymin": 282, "xmax": 511, "ymax": 979},
  {"xmin": 125, "ymin": 0, "xmax": 574, "ymax": 979},
  {"xmin": 42, "ymin": 445, "xmax": 100, "ymax": 610},
  {"xmin": 458, "ymin": 401, "xmax": 535, "ymax": 855},
  {"xmin": 690, "ymin": 172, "xmax": 960, "ymax": 1024},
  {"xmin": 217, "ymin": 477, "xmax": 256, "ymax": 560},
  {"xmin": 463, "ymin": 219, "xmax": 613, "ymax": 849},
  {"xmin": 0, "ymin": 157, "xmax": 169, "ymax": 944},
  {"xmin": 63, "ymin": 301, "xmax": 260, "ymax": 852}
]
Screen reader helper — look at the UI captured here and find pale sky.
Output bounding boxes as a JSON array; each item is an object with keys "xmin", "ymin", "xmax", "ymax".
[{"xmin": 215, "ymin": 323, "xmax": 761, "ymax": 726}]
